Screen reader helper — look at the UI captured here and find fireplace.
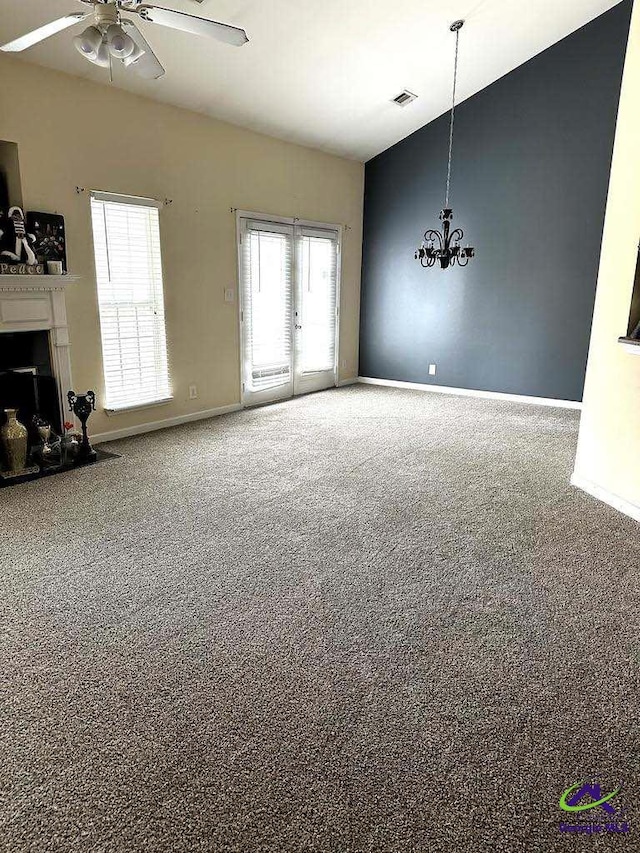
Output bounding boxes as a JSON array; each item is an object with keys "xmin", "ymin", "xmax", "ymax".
[
  {"xmin": 0, "ymin": 274, "xmax": 78, "ymax": 442},
  {"xmin": 0, "ymin": 331, "xmax": 61, "ymax": 436}
]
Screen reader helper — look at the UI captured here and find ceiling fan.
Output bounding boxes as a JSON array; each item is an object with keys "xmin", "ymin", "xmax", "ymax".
[{"xmin": 0, "ymin": 0, "xmax": 249, "ymax": 80}]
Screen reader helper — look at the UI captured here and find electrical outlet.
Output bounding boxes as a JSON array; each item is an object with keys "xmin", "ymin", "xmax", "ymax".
[
  {"xmin": 224, "ymin": 287, "xmax": 235, "ymax": 303},
  {"xmin": 429, "ymin": 364, "xmax": 437, "ymax": 376},
  {"xmin": 341, "ymin": 359, "xmax": 347, "ymax": 369},
  {"xmin": 189, "ymin": 384, "xmax": 198, "ymax": 400}
]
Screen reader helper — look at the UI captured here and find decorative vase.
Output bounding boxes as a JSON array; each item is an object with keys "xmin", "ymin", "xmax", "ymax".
[{"xmin": 1, "ymin": 409, "xmax": 28, "ymax": 473}]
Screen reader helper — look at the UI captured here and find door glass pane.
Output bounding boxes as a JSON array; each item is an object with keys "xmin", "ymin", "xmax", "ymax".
[
  {"xmin": 299, "ymin": 234, "xmax": 337, "ymax": 374},
  {"xmin": 241, "ymin": 225, "xmax": 293, "ymax": 395}
]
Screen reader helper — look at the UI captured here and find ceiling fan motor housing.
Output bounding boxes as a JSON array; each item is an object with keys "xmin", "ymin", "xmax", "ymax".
[{"xmin": 94, "ymin": 3, "xmax": 120, "ymax": 29}]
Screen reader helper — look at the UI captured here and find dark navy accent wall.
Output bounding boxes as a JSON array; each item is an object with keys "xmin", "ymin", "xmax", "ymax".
[{"xmin": 359, "ymin": 1, "xmax": 632, "ymax": 401}]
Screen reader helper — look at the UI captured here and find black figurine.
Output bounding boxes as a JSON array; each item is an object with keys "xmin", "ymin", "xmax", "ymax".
[{"xmin": 67, "ymin": 390, "xmax": 97, "ymax": 463}]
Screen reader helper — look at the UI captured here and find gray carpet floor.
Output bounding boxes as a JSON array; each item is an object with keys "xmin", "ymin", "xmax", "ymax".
[{"xmin": 1, "ymin": 385, "xmax": 639, "ymax": 852}]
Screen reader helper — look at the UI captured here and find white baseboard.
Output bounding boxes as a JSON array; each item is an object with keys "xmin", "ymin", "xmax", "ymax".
[
  {"xmin": 336, "ymin": 377, "xmax": 358, "ymax": 387},
  {"xmin": 357, "ymin": 377, "xmax": 582, "ymax": 410},
  {"xmin": 93, "ymin": 403, "xmax": 242, "ymax": 444},
  {"xmin": 571, "ymin": 472, "xmax": 640, "ymax": 523}
]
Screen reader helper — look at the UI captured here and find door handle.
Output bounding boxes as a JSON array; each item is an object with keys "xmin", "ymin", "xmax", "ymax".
[{"xmin": 295, "ymin": 324, "xmax": 302, "ymax": 330}]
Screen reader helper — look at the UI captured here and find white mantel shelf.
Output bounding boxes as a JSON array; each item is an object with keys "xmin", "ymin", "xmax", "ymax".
[
  {"xmin": 0, "ymin": 274, "xmax": 80, "ymax": 290},
  {"xmin": 618, "ymin": 337, "xmax": 640, "ymax": 355}
]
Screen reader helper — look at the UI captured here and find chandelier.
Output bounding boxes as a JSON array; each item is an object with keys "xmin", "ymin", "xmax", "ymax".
[{"xmin": 416, "ymin": 20, "xmax": 475, "ymax": 270}]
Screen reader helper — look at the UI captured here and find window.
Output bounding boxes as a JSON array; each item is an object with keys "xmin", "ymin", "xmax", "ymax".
[{"xmin": 90, "ymin": 193, "xmax": 171, "ymax": 411}]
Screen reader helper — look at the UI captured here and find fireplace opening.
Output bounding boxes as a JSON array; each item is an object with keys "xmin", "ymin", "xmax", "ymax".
[{"xmin": 0, "ymin": 331, "xmax": 62, "ymax": 440}]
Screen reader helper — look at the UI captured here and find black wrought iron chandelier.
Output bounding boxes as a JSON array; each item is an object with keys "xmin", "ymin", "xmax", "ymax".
[{"xmin": 415, "ymin": 20, "xmax": 475, "ymax": 270}]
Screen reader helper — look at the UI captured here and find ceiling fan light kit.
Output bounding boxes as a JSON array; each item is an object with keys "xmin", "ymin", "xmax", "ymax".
[
  {"xmin": 121, "ymin": 37, "xmax": 145, "ymax": 67},
  {"xmin": 105, "ymin": 23, "xmax": 135, "ymax": 58},
  {"xmin": 1, "ymin": 0, "xmax": 250, "ymax": 82},
  {"xmin": 73, "ymin": 24, "xmax": 103, "ymax": 58}
]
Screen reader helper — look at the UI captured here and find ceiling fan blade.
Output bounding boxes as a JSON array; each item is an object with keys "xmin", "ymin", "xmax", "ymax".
[
  {"xmin": 0, "ymin": 12, "xmax": 89, "ymax": 52},
  {"xmin": 121, "ymin": 20, "xmax": 166, "ymax": 80},
  {"xmin": 136, "ymin": 5, "xmax": 248, "ymax": 47}
]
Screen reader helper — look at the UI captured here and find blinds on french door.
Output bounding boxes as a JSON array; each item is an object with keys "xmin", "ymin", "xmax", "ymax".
[
  {"xmin": 297, "ymin": 229, "xmax": 338, "ymax": 374},
  {"xmin": 90, "ymin": 195, "xmax": 170, "ymax": 411},
  {"xmin": 241, "ymin": 221, "xmax": 293, "ymax": 392}
]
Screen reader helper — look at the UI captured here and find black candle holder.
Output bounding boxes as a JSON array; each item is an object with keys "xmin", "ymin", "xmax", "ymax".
[{"xmin": 67, "ymin": 390, "xmax": 97, "ymax": 463}]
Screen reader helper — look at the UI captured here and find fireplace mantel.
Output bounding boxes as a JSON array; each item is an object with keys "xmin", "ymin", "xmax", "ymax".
[
  {"xmin": 0, "ymin": 274, "xmax": 80, "ymax": 292},
  {"xmin": 0, "ymin": 274, "xmax": 80, "ymax": 427}
]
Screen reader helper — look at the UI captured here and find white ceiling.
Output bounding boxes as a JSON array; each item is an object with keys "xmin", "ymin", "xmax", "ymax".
[{"xmin": 0, "ymin": 0, "xmax": 624, "ymax": 161}]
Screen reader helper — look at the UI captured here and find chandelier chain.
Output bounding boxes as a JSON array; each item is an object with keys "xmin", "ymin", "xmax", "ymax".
[{"xmin": 445, "ymin": 26, "xmax": 460, "ymax": 209}]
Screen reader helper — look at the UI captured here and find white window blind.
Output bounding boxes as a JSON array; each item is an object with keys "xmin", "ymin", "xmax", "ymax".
[
  {"xmin": 90, "ymin": 194, "xmax": 171, "ymax": 411},
  {"xmin": 240, "ymin": 221, "xmax": 293, "ymax": 392}
]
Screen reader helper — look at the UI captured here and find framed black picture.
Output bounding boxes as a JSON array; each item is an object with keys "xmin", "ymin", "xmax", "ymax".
[{"xmin": 26, "ymin": 211, "xmax": 67, "ymax": 271}]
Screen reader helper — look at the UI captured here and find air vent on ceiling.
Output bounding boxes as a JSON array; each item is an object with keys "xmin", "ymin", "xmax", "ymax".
[{"xmin": 392, "ymin": 90, "xmax": 418, "ymax": 107}]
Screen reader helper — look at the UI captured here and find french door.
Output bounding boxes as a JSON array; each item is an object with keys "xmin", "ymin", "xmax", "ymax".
[{"xmin": 238, "ymin": 216, "xmax": 340, "ymax": 407}]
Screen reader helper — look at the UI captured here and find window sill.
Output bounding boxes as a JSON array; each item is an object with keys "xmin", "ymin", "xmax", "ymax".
[{"xmin": 104, "ymin": 396, "xmax": 174, "ymax": 415}]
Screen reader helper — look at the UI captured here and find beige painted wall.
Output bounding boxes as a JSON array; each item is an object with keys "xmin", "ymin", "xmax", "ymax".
[
  {"xmin": 0, "ymin": 55, "xmax": 364, "ymax": 438},
  {"xmin": 573, "ymin": 0, "xmax": 640, "ymax": 518}
]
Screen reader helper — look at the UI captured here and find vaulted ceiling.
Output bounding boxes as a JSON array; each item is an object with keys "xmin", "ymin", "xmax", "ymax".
[{"xmin": 0, "ymin": 0, "xmax": 625, "ymax": 160}]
